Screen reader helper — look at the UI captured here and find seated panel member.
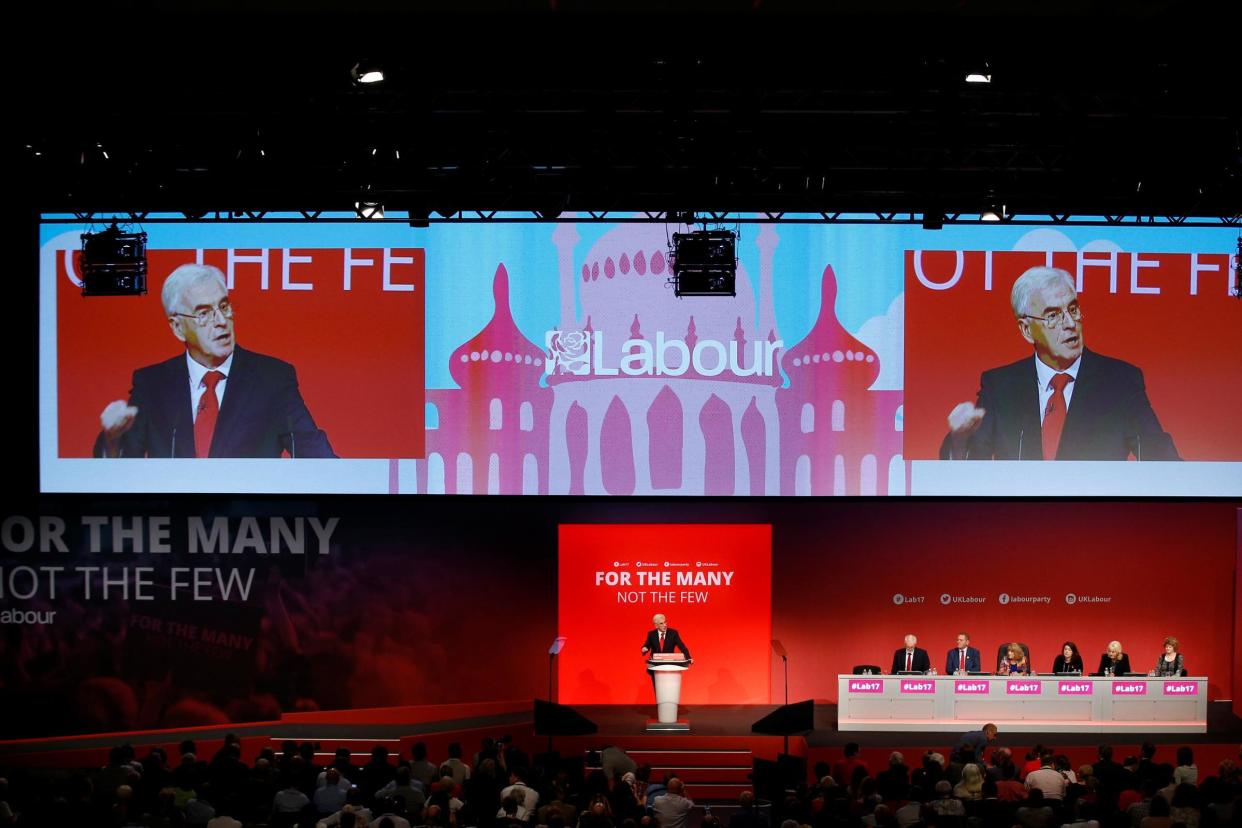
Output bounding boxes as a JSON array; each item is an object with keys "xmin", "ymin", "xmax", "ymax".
[
  {"xmin": 941, "ymin": 266, "xmax": 1178, "ymax": 461},
  {"xmin": 1051, "ymin": 641, "xmax": 1084, "ymax": 674},
  {"xmin": 946, "ymin": 632, "xmax": 982, "ymax": 674},
  {"xmin": 1153, "ymin": 636, "xmax": 1185, "ymax": 677},
  {"xmin": 1094, "ymin": 640, "xmax": 1132, "ymax": 676},
  {"xmin": 996, "ymin": 642, "xmax": 1030, "ymax": 675},
  {"xmin": 892, "ymin": 634, "xmax": 931, "ymax": 674},
  {"xmin": 95, "ymin": 263, "xmax": 336, "ymax": 459}
]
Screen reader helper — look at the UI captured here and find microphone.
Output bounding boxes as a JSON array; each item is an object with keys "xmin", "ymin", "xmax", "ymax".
[
  {"xmin": 1017, "ymin": 430, "xmax": 1024, "ymax": 461},
  {"xmin": 285, "ymin": 417, "xmax": 296, "ymax": 459},
  {"xmin": 170, "ymin": 427, "xmax": 177, "ymax": 459}
]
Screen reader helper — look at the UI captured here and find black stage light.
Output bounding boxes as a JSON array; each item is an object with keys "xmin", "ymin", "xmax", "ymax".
[
  {"xmin": 669, "ymin": 229, "xmax": 736, "ymax": 297},
  {"xmin": 80, "ymin": 223, "xmax": 147, "ymax": 297}
]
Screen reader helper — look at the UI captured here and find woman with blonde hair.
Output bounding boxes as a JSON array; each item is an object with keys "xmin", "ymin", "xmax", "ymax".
[
  {"xmin": 1094, "ymin": 641, "xmax": 1131, "ymax": 676},
  {"xmin": 996, "ymin": 643, "xmax": 1030, "ymax": 675},
  {"xmin": 953, "ymin": 763, "xmax": 984, "ymax": 800}
]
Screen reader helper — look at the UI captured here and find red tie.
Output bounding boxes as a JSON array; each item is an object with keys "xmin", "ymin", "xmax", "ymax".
[
  {"xmin": 1041, "ymin": 373, "xmax": 1072, "ymax": 460},
  {"xmin": 659, "ymin": 632, "xmax": 665, "ymax": 652},
  {"xmin": 906, "ymin": 652, "xmax": 912, "ymax": 672},
  {"xmin": 194, "ymin": 370, "xmax": 225, "ymax": 458},
  {"xmin": 961, "ymin": 649, "xmax": 967, "ymax": 670}
]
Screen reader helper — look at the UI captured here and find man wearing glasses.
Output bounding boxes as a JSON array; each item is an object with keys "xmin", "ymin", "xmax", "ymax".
[
  {"xmin": 94, "ymin": 263, "xmax": 336, "ymax": 458},
  {"xmin": 940, "ymin": 266, "xmax": 1177, "ymax": 461}
]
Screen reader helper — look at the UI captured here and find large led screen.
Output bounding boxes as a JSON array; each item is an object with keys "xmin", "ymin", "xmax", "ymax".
[{"xmin": 39, "ymin": 216, "xmax": 1242, "ymax": 495}]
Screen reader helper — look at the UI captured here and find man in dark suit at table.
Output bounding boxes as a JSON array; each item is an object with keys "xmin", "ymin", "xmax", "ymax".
[
  {"xmin": 891, "ymin": 634, "xmax": 931, "ymax": 673},
  {"xmin": 94, "ymin": 263, "xmax": 336, "ymax": 459},
  {"xmin": 946, "ymin": 632, "xmax": 982, "ymax": 674},
  {"xmin": 940, "ymin": 266, "xmax": 1178, "ymax": 461}
]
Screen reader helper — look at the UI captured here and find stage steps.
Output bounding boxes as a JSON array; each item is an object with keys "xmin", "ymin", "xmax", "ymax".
[{"xmin": 626, "ymin": 746, "xmax": 754, "ymax": 805}]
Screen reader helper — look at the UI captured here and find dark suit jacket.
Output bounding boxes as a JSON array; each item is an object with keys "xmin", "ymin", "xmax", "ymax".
[
  {"xmin": 1094, "ymin": 653, "xmax": 1132, "ymax": 676},
  {"xmin": 891, "ymin": 647, "xmax": 931, "ymax": 673},
  {"xmin": 93, "ymin": 346, "xmax": 336, "ymax": 458},
  {"xmin": 946, "ymin": 646, "xmax": 982, "ymax": 673},
  {"xmin": 939, "ymin": 349, "xmax": 1179, "ymax": 461},
  {"xmin": 1051, "ymin": 655, "xmax": 1085, "ymax": 674},
  {"xmin": 1153, "ymin": 652, "xmax": 1186, "ymax": 677},
  {"xmin": 643, "ymin": 628, "xmax": 690, "ymax": 660}
]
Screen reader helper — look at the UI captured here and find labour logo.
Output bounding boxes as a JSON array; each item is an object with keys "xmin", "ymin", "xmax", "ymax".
[{"xmin": 545, "ymin": 330, "xmax": 591, "ymax": 375}]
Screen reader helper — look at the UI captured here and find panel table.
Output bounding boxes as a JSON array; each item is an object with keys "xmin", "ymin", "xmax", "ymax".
[{"xmin": 837, "ymin": 674, "xmax": 1206, "ymax": 732}]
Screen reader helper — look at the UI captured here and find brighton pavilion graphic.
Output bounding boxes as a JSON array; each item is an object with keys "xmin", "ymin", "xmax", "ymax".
[{"xmin": 409, "ymin": 222, "xmax": 903, "ymax": 495}]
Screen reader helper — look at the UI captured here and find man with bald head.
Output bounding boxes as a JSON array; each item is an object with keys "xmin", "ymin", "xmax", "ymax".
[
  {"xmin": 94, "ymin": 263, "xmax": 335, "ymax": 458},
  {"xmin": 891, "ymin": 634, "xmax": 930, "ymax": 674},
  {"xmin": 941, "ymin": 266, "xmax": 1178, "ymax": 461},
  {"xmin": 652, "ymin": 778, "xmax": 694, "ymax": 828}
]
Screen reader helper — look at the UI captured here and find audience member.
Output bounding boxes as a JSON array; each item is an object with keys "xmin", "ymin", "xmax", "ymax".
[
  {"xmin": 1015, "ymin": 788, "xmax": 1055, "ymax": 828},
  {"xmin": 441, "ymin": 742, "xmax": 473, "ymax": 786},
  {"xmin": 875, "ymin": 751, "xmax": 910, "ymax": 802},
  {"xmin": 1025, "ymin": 752, "xmax": 1067, "ymax": 801},
  {"xmin": 651, "ymin": 778, "xmax": 693, "ymax": 828}
]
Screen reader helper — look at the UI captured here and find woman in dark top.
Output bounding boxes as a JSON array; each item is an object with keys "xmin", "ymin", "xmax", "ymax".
[
  {"xmin": 1094, "ymin": 640, "xmax": 1132, "ymax": 676},
  {"xmin": 1052, "ymin": 641, "xmax": 1085, "ymax": 674},
  {"xmin": 1154, "ymin": 636, "xmax": 1186, "ymax": 677}
]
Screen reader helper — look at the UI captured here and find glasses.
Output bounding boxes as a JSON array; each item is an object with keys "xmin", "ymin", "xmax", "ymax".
[
  {"xmin": 173, "ymin": 300, "xmax": 234, "ymax": 326},
  {"xmin": 1020, "ymin": 303, "xmax": 1082, "ymax": 328}
]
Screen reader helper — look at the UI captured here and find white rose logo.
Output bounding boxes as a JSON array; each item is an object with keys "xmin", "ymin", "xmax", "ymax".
[{"xmin": 545, "ymin": 329, "xmax": 591, "ymax": 375}]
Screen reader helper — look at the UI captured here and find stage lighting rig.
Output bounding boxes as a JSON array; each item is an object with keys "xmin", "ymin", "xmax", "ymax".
[
  {"xmin": 80, "ymin": 222, "xmax": 147, "ymax": 297},
  {"xmin": 668, "ymin": 229, "xmax": 737, "ymax": 297}
]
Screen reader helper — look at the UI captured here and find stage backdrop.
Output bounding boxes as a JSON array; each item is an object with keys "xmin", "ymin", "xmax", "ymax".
[
  {"xmin": 0, "ymin": 501, "xmax": 1237, "ymax": 739},
  {"xmin": 557, "ymin": 523, "xmax": 772, "ymax": 705},
  {"xmin": 770, "ymin": 501, "xmax": 1237, "ymax": 703}
]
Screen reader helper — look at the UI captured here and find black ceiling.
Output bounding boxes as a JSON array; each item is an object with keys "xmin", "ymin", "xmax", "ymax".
[{"xmin": 13, "ymin": 3, "xmax": 1242, "ymax": 219}]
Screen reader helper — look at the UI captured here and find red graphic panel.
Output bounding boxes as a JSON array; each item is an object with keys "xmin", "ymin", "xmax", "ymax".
[
  {"xmin": 558, "ymin": 524, "xmax": 771, "ymax": 705},
  {"xmin": 56, "ymin": 248, "xmax": 424, "ymax": 458},
  {"xmin": 904, "ymin": 250, "xmax": 1242, "ymax": 461}
]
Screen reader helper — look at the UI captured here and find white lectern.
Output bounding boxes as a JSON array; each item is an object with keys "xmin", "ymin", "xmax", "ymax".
[{"xmin": 647, "ymin": 657, "xmax": 691, "ymax": 731}]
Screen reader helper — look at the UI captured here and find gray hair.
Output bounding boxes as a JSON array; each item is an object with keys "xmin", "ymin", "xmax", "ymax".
[
  {"xmin": 161, "ymin": 263, "xmax": 227, "ymax": 316},
  {"xmin": 1010, "ymin": 266, "xmax": 1075, "ymax": 318}
]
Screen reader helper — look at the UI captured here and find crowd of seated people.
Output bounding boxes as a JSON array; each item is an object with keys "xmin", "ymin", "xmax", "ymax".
[
  {"xmin": 2, "ymin": 734, "xmax": 1241, "ymax": 828},
  {"xmin": 0, "ymin": 734, "xmax": 720, "ymax": 828},
  {"xmin": 779, "ymin": 742, "xmax": 1242, "ymax": 828}
]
